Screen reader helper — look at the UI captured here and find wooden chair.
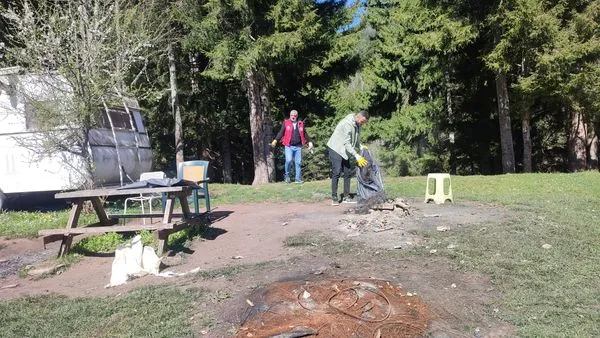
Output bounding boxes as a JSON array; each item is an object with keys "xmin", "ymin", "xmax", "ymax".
[{"xmin": 177, "ymin": 160, "xmax": 211, "ymax": 215}]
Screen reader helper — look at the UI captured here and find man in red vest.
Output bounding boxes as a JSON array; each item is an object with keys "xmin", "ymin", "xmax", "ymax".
[{"xmin": 271, "ymin": 109, "xmax": 314, "ymax": 183}]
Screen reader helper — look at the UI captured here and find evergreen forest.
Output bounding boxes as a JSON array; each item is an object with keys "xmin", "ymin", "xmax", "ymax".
[{"xmin": 2, "ymin": 0, "xmax": 599, "ymax": 185}]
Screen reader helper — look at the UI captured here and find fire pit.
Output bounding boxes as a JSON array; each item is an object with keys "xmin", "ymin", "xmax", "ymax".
[{"xmin": 237, "ymin": 277, "xmax": 430, "ymax": 337}]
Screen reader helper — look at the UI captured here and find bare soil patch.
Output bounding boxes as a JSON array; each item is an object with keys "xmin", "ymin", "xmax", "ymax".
[{"xmin": 0, "ymin": 200, "xmax": 515, "ymax": 337}]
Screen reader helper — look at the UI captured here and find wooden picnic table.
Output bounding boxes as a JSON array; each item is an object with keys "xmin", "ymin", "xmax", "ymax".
[{"xmin": 39, "ymin": 184, "xmax": 208, "ymax": 257}]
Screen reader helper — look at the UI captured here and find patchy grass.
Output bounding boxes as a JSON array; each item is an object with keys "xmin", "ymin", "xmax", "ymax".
[
  {"xmin": 282, "ymin": 230, "xmax": 321, "ymax": 247},
  {"xmin": 284, "ymin": 230, "xmax": 370, "ymax": 258},
  {"xmin": 0, "ymin": 286, "xmax": 210, "ymax": 338},
  {"xmin": 195, "ymin": 265, "xmax": 246, "ymax": 280},
  {"xmin": 194, "ymin": 261, "xmax": 279, "ymax": 281}
]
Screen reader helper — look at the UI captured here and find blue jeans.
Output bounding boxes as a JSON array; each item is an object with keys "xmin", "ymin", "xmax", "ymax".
[{"xmin": 284, "ymin": 145, "xmax": 303, "ymax": 182}]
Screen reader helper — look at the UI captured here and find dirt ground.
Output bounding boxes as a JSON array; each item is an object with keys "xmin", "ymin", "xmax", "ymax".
[{"xmin": 0, "ymin": 199, "xmax": 516, "ymax": 337}]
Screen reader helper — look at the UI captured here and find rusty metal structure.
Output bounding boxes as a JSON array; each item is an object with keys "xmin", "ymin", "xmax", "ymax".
[{"xmin": 238, "ymin": 278, "xmax": 430, "ymax": 338}]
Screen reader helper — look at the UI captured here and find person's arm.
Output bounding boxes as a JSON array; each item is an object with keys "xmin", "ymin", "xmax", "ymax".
[
  {"xmin": 342, "ymin": 123, "xmax": 360, "ymax": 160},
  {"xmin": 274, "ymin": 123, "xmax": 285, "ymax": 142}
]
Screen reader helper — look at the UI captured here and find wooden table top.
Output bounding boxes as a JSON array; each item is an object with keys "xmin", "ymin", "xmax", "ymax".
[{"xmin": 55, "ymin": 185, "xmax": 202, "ymax": 199}]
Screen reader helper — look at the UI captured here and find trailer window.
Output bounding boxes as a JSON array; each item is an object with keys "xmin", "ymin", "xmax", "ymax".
[
  {"xmin": 131, "ymin": 109, "xmax": 146, "ymax": 133},
  {"xmin": 98, "ymin": 108, "xmax": 132, "ymax": 130}
]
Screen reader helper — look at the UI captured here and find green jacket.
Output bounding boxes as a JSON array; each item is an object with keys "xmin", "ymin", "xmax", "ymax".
[{"xmin": 327, "ymin": 113, "xmax": 361, "ymax": 160}]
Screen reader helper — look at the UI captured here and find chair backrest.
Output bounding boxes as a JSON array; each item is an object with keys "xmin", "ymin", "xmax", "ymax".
[
  {"xmin": 177, "ymin": 160, "xmax": 209, "ymax": 184},
  {"xmin": 139, "ymin": 171, "xmax": 166, "ymax": 181}
]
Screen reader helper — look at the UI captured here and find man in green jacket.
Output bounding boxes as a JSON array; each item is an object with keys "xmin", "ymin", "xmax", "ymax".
[{"xmin": 326, "ymin": 110, "xmax": 369, "ymax": 205}]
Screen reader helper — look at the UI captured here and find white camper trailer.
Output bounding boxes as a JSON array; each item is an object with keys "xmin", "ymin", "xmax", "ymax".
[{"xmin": 0, "ymin": 67, "xmax": 152, "ymax": 209}]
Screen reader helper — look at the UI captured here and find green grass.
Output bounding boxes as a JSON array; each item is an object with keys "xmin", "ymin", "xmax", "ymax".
[
  {"xmin": 0, "ymin": 210, "xmax": 97, "ymax": 238},
  {"xmin": 0, "ymin": 286, "xmax": 210, "ymax": 338},
  {"xmin": 1, "ymin": 172, "xmax": 599, "ymax": 336},
  {"xmin": 436, "ymin": 173, "xmax": 600, "ymax": 337},
  {"xmin": 208, "ymin": 180, "xmax": 333, "ymax": 204},
  {"xmin": 71, "ymin": 230, "xmax": 156, "ymax": 254}
]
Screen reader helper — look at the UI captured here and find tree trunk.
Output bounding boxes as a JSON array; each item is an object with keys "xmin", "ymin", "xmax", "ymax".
[
  {"xmin": 494, "ymin": 72, "xmax": 515, "ymax": 173},
  {"xmin": 221, "ymin": 132, "xmax": 233, "ymax": 183},
  {"xmin": 521, "ymin": 109, "xmax": 532, "ymax": 172},
  {"xmin": 246, "ymin": 69, "xmax": 275, "ymax": 185},
  {"xmin": 587, "ymin": 124, "xmax": 598, "ymax": 170},
  {"xmin": 260, "ymin": 76, "xmax": 275, "ymax": 182},
  {"xmin": 568, "ymin": 108, "xmax": 587, "ymax": 171},
  {"xmin": 169, "ymin": 43, "xmax": 184, "ymax": 165},
  {"xmin": 445, "ymin": 70, "xmax": 454, "ymax": 120},
  {"xmin": 189, "ymin": 52, "xmax": 199, "ymax": 94},
  {"xmin": 445, "ymin": 71, "xmax": 456, "ymax": 174}
]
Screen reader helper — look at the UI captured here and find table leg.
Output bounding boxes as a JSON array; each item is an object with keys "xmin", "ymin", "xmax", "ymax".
[
  {"xmin": 178, "ymin": 192, "xmax": 191, "ymax": 219},
  {"xmin": 58, "ymin": 235, "xmax": 73, "ymax": 257},
  {"xmin": 59, "ymin": 200, "xmax": 83, "ymax": 257},
  {"xmin": 162, "ymin": 197, "xmax": 174, "ymax": 224},
  {"xmin": 156, "ymin": 230, "xmax": 170, "ymax": 256},
  {"xmin": 90, "ymin": 196, "xmax": 111, "ymax": 225}
]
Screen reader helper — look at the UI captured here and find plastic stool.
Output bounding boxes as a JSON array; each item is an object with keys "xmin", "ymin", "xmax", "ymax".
[{"xmin": 425, "ymin": 173, "xmax": 453, "ymax": 204}]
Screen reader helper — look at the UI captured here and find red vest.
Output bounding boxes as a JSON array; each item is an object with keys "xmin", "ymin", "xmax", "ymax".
[{"xmin": 282, "ymin": 119, "xmax": 306, "ymax": 146}]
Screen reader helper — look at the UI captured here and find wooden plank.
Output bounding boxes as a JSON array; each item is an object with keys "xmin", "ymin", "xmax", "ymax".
[
  {"xmin": 43, "ymin": 234, "xmax": 66, "ymax": 248},
  {"xmin": 111, "ymin": 212, "xmax": 207, "ymax": 219},
  {"xmin": 42, "ymin": 220, "xmax": 202, "ymax": 254},
  {"xmin": 38, "ymin": 218, "xmax": 120, "ymax": 237},
  {"xmin": 55, "ymin": 183, "xmax": 206, "ymax": 199},
  {"xmin": 39, "ymin": 223, "xmax": 182, "ymax": 236},
  {"xmin": 41, "ymin": 222, "xmax": 172, "ymax": 246},
  {"xmin": 41, "ymin": 215, "xmax": 205, "ymax": 237}
]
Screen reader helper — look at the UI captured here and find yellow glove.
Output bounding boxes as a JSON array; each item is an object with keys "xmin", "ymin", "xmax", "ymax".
[
  {"xmin": 270, "ymin": 140, "xmax": 277, "ymax": 148},
  {"xmin": 356, "ymin": 156, "xmax": 368, "ymax": 167}
]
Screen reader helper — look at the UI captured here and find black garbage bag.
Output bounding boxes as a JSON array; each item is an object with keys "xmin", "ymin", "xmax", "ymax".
[{"xmin": 356, "ymin": 147, "xmax": 385, "ymax": 203}]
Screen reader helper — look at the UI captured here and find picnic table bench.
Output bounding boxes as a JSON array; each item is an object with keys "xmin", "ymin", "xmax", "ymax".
[{"xmin": 39, "ymin": 184, "xmax": 208, "ymax": 257}]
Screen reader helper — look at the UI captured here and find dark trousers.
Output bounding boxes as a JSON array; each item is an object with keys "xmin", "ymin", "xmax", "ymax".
[{"xmin": 328, "ymin": 147, "xmax": 353, "ymax": 199}]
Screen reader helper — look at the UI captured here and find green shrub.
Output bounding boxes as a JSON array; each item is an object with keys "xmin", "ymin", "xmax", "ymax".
[{"xmin": 72, "ymin": 230, "xmax": 157, "ymax": 254}]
